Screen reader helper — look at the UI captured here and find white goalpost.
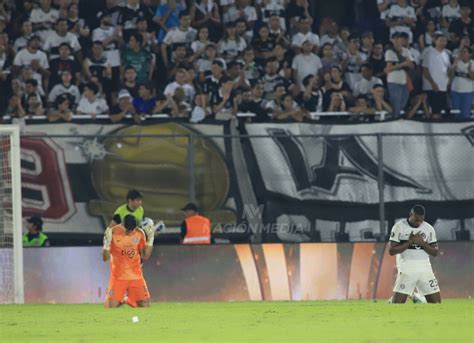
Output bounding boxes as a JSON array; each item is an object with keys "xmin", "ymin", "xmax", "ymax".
[{"xmin": 0, "ymin": 125, "xmax": 24, "ymax": 304}]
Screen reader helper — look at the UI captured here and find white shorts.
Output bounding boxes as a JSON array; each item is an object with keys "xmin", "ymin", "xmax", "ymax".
[{"xmin": 393, "ymin": 268, "xmax": 440, "ymax": 296}]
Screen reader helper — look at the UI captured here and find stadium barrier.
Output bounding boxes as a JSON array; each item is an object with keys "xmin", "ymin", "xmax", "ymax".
[
  {"xmin": 9, "ymin": 242, "xmax": 473, "ymax": 304},
  {"xmin": 11, "ymin": 119, "xmax": 473, "ymax": 245}
]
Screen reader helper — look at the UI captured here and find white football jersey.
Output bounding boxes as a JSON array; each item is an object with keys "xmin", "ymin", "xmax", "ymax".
[{"xmin": 389, "ymin": 219, "xmax": 437, "ymax": 271}]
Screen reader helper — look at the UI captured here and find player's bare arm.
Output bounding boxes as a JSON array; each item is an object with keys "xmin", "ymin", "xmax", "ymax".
[
  {"xmin": 140, "ymin": 246, "xmax": 153, "ymax": 260},
  {"xmin": 389, "ymin": 233, "xmax": 414, "ymax": 255}
]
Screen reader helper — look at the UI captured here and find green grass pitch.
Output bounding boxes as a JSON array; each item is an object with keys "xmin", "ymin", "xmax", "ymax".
[{"xmin": 1, "ymin": 300, "xmax": 473, "ymax": 342}]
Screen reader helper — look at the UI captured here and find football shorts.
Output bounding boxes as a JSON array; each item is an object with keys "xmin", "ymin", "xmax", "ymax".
[{"xmin": 393, "ymin": 268, "xmax": 440, "ymax": 296}]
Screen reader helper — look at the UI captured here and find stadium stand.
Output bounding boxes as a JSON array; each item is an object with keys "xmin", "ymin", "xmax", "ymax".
[{"xmin": 0, "ymin": 0, "xmax": 471, "ymax": 124}]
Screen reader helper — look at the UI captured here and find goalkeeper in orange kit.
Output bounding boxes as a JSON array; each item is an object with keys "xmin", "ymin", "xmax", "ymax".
[{"xmin": 102, "ymin": 215, "xmax": 159, "ymax": 308}]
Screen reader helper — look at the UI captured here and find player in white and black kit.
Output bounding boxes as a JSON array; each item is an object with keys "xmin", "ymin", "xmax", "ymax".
[{"xmin": 388, "ymin": 204, "xmax": 441, "ymax": 303}]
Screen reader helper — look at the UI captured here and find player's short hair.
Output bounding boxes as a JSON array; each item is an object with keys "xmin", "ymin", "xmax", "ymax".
[
  {"xmin": 411, "ymin": 204, "xmax": 425, "ymax": 216},
  {"xmin": 127, "ymin": 190, "xmax": 143, "ymax": 201},
  {"xmin": 123, "ymin": 215, "xmax": 137, "ymax": 231}
]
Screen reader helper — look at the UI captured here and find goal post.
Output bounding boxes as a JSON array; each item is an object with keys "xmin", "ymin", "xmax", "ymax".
[{"xmin": 0, "ymin": 125, "xmax": 24, "ymax": 304}]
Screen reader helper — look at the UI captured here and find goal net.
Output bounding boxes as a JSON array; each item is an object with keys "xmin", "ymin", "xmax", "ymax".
[{"xmin": 0, "ymin": 125, "xmax": 23, "ymax": 304}]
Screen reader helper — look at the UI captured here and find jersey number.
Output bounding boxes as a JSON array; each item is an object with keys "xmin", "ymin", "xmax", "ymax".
[{"xmin": 429, "ymin": 279, "xmax": 438, "ymax": 288}]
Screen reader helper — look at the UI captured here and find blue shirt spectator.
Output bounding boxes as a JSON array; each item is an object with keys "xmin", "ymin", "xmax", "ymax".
[{"xmin": 154, "ymin": 0, "xmax": 186, "ymax": 42}]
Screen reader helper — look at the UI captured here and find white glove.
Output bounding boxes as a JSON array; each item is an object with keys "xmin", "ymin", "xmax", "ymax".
[
  {"xmin": 103, "ymin": 227, "xmax": 112, "ymax": 250},
  {"xmin": 141, "ymin": 218, "xmax": 156, "ymax": 246}
]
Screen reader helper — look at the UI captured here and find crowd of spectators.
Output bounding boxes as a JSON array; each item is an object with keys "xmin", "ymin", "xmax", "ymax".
[{"xmin": 0, "ymin": 0, "xmax": 472, "ymax": 125}]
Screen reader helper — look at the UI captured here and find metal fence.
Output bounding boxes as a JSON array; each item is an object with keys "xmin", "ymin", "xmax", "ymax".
[{"xmin": 19, "ymin": 121, "xmax": 474, "ymax": 243}]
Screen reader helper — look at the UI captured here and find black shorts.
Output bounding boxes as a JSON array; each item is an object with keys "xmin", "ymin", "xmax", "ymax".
[{"xmin": 427, "ymin": 91, "xmax": 448, "ymax": 115}]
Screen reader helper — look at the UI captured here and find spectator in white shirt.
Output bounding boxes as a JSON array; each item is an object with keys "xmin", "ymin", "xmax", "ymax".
[
  {"xmin": 92, "ymin": 11, "xmax": 123, "ymax": 70},
  {"xmin": 384, "ymin": 31, "xmax": 414, "ymax": 117},
  {"xmin": 422, "ymin": 32, "xmax": 451, "ymax": 119},
  {"xmin": 164, "ymin": 68, "xmax": 196, "ymax": 103},
  {"xmin": 13, "ymin": 36, "xmax": 50, "ymax": 92},
  {"xmin": 449, "ymin": 46, "xmax": 474, "ymax": 119},
  {"xmin": 77, "ymin": 82, "xmax": 109, "ymax": 118},
  {"xmin": 48, "ymin": 70, "xmax": 81, "ymax": 107},
  {"xmin": 13, "ymin": 36, "xmax": 49, "ymax": 71},
  {"xmin": 218, "ymin": 21, "xmax": 247, "ymax": 62},
  {"xmin": 291, "ymin": 16, "xmax": 320, "ymax": 53},
  {"xmin": 43, "ymin": 18, "xmax": 82, "ymax": 61},
  {"xmin": 292, "ymin": 40, "xmax": 322, "ymax": 88},
  {"xmin": 161, "ymin": 10, "xmax": 197, "ymax": 67},
  {"xmin": 29, "ymin": 0, "xmax": 59, "ymax": 43},
  {"xmin": 441, "ymin": 0, "xmax": 461, "ymax": 23},
  {"xmin": 224, "ymin": 0, "xmax": 258, "ymax": 28},
  {"xmin": 353, "ymin": 64, "xmax": 383, "ymax": 98},
  {"xmin": 386, "ymin": 0, "xmax": 416, "ymax": 43},
  {"xmin": 13, "ymin": 20, "xmax": 33, "ymax": 53}
]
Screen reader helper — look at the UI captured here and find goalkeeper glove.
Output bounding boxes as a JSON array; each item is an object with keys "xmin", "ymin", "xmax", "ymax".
[
  {"xmin": 103, "ymin": 227, "xmax": 112, "ymax": 251},
  {"xmin": 141, "ymin": 218, "xmax": 165, "ymax": 246}
]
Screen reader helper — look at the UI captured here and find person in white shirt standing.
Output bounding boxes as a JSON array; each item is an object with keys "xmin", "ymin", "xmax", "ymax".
[
  {"xmin": 389, "ymin": 204, "xmax": 441, "ymax": 304},
  {"xmin": 292, "ymin": 40, "xmax": 322, "ymax": 88},
  {"xmin": 386, "ymin": 0, "xmax": 416, "ymax": 43},
  {"xmin": 384, "ymin": 31, "xmax": 414, "ymax": 117},
  {"xmin": 422, "ymin": 32, "xmax": 451, "ymax": 120},
  {"xmin": 449, "ymin": 46, "xmax": 474, "ymax": 119}
]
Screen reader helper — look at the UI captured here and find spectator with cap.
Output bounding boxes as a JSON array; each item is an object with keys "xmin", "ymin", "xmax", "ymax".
[
  {"xmin": 23, "ymin": 216, "xmax": 49, "ymax": 247},
  {"xmin": 110, "ymin": 89, "xmax": 138, "ymax": 123},
  {"xmin": 77, "ymin": 82, "xmax": 109, "ymax": 118},
  {"xmin": 180, "ymin": 203, "xmax": 212, "ymax": 244}
]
